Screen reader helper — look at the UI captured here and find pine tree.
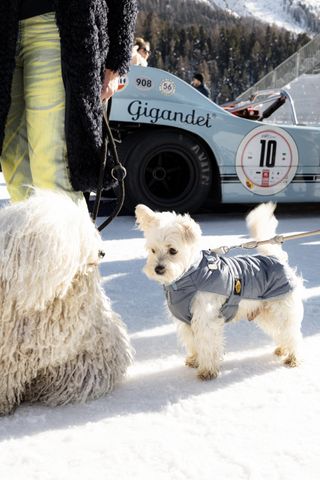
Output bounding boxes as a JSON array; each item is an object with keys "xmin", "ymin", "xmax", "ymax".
[{"xmin": 134, "ymin": 0, "xmax": 312, "ymax": 103}]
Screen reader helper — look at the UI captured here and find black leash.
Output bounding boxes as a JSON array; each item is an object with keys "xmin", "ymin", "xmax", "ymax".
[{"xmin": 91, "ymin": 98, "xmax": 127, "ymax": 231}]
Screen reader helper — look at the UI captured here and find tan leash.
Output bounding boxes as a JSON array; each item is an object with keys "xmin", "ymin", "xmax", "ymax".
[{"xmin": 211, "ymin": 229, "xmax": 320, "ymax": 255}]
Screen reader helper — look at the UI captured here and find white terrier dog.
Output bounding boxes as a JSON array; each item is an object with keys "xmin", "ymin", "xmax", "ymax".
[
  {"xmin": 0, "ymin": 190, "xmax": 132, "ymax": 415},
  {"xmin": 135, "ymin": 203, "xmax": 303, "ymax": 380}
]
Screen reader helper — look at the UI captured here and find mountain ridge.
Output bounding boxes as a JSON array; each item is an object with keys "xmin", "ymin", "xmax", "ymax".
[{"xmin": 199, "ymin": 0, "xmax": 320, "ymax": 34}]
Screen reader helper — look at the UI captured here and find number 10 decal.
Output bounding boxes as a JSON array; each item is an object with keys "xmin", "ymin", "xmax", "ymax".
[
  {"xmin": 236, "ymin": 126, "xmax": 298, "ymax": 195},
  {"xmin": 259, "ymin": 139, "xmax": 277, "ymax": 168}
]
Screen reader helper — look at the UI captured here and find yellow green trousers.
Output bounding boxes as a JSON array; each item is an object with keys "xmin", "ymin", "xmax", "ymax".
[{"xmin": 0, "ymin": 13, "xmax": 82, "ymax": 202}]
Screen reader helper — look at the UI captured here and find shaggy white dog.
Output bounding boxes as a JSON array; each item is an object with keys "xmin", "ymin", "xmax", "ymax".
[
  {"xmin": 135, "ymin": 203, "xmax": 303, "ymax": 380},
  {"xmin": 0, "ymin": 190, "xmax": 132, "ymax": 415}
]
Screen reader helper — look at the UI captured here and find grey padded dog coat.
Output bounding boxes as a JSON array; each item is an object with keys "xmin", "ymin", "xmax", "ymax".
[{"xmin": 163, "ymin": 250, "xmax": 295, "ymax": 324}]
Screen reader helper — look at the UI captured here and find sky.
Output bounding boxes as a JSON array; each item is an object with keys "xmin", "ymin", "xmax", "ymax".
[{"xmin": 0, "ymin": 176, "xmax": 319, "ymax": 480}]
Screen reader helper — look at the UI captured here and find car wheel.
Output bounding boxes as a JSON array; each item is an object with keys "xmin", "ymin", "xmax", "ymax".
[{"xmin": 121, "ymin": 130, "xmax": 213, "ymax": 213}]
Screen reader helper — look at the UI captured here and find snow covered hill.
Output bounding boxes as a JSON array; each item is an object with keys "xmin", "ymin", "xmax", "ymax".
[{"xmin": 201, "ymin": 0, "xmax": 320, "ymax": 33}]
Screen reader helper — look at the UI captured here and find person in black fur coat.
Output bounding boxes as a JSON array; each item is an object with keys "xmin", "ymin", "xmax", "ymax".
[{"xmin": 0, "ymin": 0, "xmax": 137, "ymax": 200}]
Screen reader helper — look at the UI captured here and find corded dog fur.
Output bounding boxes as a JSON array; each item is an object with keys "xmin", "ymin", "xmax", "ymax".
[
  {"xmin": 0, "ymin": 190, "xmax": 132, "ymax": 415},
  {"xmin": 136, "ymin": 203, "xmax": 303, "ymax": 380}
]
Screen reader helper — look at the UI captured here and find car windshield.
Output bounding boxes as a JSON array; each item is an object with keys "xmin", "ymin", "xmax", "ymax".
[
  {"xmin": 266, "ymin": 74, "xmax": 320, "ymax": 126},
  {"xmin": 223, "ymin": 73, "xmax": 320, "ymax": 126}
]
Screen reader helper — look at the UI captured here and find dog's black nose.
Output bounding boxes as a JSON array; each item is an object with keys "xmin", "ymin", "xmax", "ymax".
[
  {"xmin": 98, "ymin": 250, "xmax": 105, "ymax": 258},
  {"xmin": 155, "ymin": 265, "xmax": 165, "ymax": 275}
]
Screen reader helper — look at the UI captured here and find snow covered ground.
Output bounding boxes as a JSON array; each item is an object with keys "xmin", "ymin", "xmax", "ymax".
[
  {"xmin": 203, "ymin": 0, "xmax": 320, "ymax": 33},
  {"xmin": 0, "ymin": 175, "xmax": 319, "ymax": 479}
]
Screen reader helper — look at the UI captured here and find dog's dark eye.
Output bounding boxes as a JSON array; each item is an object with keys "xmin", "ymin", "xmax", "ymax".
[
  {"xmin": 169, "ymin": 248, "xmax": 178, "ymax": 255},
  {"xmin": 151, "ymin": 248, "xmax": 156, "ymax": 254}
]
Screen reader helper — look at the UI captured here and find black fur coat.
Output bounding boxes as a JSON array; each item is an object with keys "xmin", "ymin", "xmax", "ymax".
[{"xmin": 0, "ymin": 0, "xmax": 137, "ymax": 192}]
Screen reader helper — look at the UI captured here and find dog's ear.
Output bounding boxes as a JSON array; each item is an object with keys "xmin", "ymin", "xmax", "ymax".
[
  {"xmin": 178, "ymin": 214, "xmax": 202, "ymax": 243},
  {"xmin": 135, "ymin": 204, "xmax": 158, "ymax": 231}
]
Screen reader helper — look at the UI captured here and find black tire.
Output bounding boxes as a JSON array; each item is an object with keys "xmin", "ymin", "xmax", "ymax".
[{"xmin": 121, "ymin": 130, "xmax": 213, "ymax": 213}]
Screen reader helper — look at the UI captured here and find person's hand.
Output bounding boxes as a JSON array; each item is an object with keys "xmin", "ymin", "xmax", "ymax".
[{"xmin": 101, "ymin": 69, "xmax": 120, "ymax": 101}]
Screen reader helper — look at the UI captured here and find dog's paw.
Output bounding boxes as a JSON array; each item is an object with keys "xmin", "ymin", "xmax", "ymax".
[
  {"xmin": 197, "ymin": 368, "xmax": 219, "ymax": 380},
  {"xmin": 185, "ymin": 355, "xmax": 199, "ymax": 369},
  {"xmin": 0, "ymin": 403, "xmax": 17, "ymax": 416},
  {"xmin": 284, "ymin": 354, "xmax": 301, "ymax": 368},
  {"xmin": 247, "ymin": 308, "xmax": 261, "ymax": 321},
  {"xmin": 274, "ymin": 346, "xmax": 287, "ymax": 357}
]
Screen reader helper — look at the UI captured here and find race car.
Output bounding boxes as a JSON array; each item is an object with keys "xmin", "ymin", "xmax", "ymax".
[{"xmin": 110, "ymin": 66, "xmax": 320, "ymax": 213}]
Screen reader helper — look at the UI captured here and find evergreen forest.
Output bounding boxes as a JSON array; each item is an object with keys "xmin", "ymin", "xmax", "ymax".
[{"xmin": 136, "ymin": 0, "xmax": 312, "ymax": 103}]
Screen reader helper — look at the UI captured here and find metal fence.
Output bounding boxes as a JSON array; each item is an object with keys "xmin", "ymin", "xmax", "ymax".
[{"xmin": 238, "ymin": 34, "xmax": 320, "ymax": 100}]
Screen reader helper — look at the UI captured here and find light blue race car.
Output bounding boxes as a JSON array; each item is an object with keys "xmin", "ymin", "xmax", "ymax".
[{"xmin": 110, "ymin": 66, "xmax": 320, "ymax": 213}]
